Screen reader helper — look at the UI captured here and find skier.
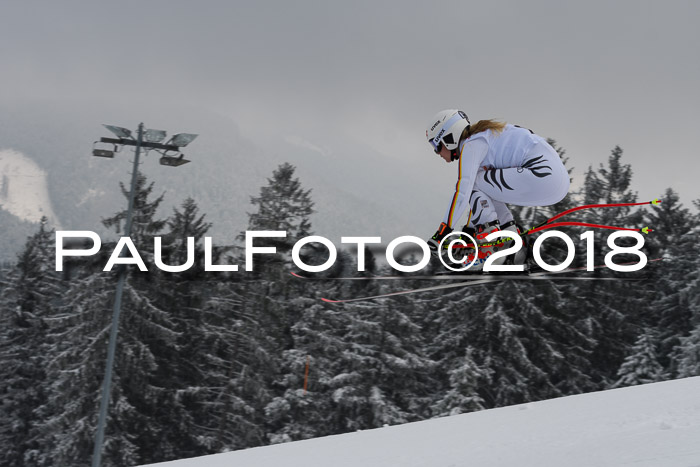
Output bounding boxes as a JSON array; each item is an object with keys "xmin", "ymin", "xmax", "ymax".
[{"xmin": 425, "ymin": 109, "xmax": 570, "ymax": 270}]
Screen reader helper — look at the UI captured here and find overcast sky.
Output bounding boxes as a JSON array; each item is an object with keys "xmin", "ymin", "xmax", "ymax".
[{"xmin": 2, "ymin": 0, "xmax": 699, "ymax": 211}]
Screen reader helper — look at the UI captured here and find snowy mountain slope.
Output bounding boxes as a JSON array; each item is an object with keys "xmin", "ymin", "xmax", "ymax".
[
  {"xmin": 143, "ymin": 377, "xmax": 700, "ymax": 467},
  {"xmin": 0, "ymin": 148, "xmax": 60, "ymax": 227}
]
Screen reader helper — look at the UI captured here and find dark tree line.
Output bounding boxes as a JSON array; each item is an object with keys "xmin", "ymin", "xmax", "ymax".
[{"xmin": 1, "ymin": 155, "xmax": 699, "ymax": 466}]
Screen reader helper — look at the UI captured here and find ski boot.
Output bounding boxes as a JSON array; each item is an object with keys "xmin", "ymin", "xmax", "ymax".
[
  {"xmin": 461, "ymin": 220, "xmax": 506, "ymax": 272},
  {"xmin": 458, "ymin": 220, "xmax": 529, "ymax": 273},
  {"xmin": 500, "ymin": 220, "xmax": 529, "ymax": 272}
]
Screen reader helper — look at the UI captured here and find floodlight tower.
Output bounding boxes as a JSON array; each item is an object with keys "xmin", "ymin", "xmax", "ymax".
[{"xmin": 90, "ymin": 123, "xmax": 197, "ymax": 467}]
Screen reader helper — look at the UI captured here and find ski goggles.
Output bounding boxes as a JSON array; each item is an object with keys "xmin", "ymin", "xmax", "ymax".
[{"xmin": 429, "ymin": 111, "xmax": 468, "ymax": 153}]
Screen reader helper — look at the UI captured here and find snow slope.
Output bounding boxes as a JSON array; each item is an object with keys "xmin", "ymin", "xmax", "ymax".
[
  {"xmin": 0, "ymin": 148, "xmax": 60, "ymax": 226},
  {"xmin": 143, "ymin": 377, "xmax": 700, "ymax": 467}
]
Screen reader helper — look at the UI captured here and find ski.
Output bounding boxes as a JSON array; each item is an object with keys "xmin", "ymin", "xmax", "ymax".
[
  {"xmin": 291, "ymin": 271, "xmax": 481, "ymax": 281},
  {"xmin": 320, "ymin": 275, "xmax": 634, "ymax": 304},
  {"xmin": 319, "ymin": 258, "xmax": 661, "ymax": 304},
  {"xmin": 293, "ymin": 270, "xmax": 595, "ymax": 281}
]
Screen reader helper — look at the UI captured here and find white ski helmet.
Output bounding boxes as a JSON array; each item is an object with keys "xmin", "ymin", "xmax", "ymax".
[{"xmin": 426, "ymin": 109, "xmax": 470, "ymax": 153}]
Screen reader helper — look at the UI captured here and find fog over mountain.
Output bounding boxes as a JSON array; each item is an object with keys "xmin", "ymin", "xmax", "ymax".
[{"xmin": 0, "ymin": 100, "xmax": 453, "ymax": 261}]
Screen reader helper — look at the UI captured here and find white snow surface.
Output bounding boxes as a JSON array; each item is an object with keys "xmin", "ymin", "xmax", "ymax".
[
  {"xmin": 0, "ymin": 148, "xmax": 60, "ymax": 226},
  {"xmin": 143, "ymin": 377, "xmax": 700, "ymax": 467}
]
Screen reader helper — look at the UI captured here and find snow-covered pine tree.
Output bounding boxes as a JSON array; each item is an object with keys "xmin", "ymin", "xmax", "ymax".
[
  {"xmin": 233, "ymin": 162, "xmax": 318, "ymax": 370},
  {"xmin": 461, "ymin": 283, "xmax": 592, "ymax": 407},
  {"xmin": 171, "ymin": 280, "xmax": 277, "ymax": 454},
  {"xmin": 676, "ymin": 325, "xmax": 700, "ymax": 378},
  {"xmin": 0, "ymin": 218, "xmax": 63, "ymax": 466},
  {"xmin": 114, "ymin": 194, "xmax": 280, "ymax": 457},
  {"xmin": 670, "ymin": 199, "xmax": 700, "ymax": 378},
  {"xmin": 268, "ymin": 264, "xmax": 437, "ymax": 438},
  {"xmin": 197, "ymin": 162, "xmax": 323, "ymax": 448},
  {"xmin": 422, "ymin": 282, "xmax": 491, "ymax": 410},
  {"xmin": 31, "ymin": 272, "xmax": 149, "ymax": 466},
  {"xmin": 325, "ymin": 300, "xmax": 435, "ymax": 431},
  {"xmin": 576, "ymin": 146, "xmax": 645, "ymax": 387},
  {"xmin": 240, "ymin": 162, "xmax": 314, "ymax": 277},
  {"xmin": 32, "ymin": 175, "xmax": 191, "ymax": 465},
  {"xmin": 425, "ymin": 269, "xmax": 596, "ymax": 410},
  {"xmin": 264, "ymin": 301, "xmax": 347, "ymax": 443},
  {"xmin": 102, "ymin": 173, "xmax": 166, "ymax": 257},
  {"xmin": 431, "ymin": 347, "xmax": 487, "ymax": 416},
  {"xmin": 643, "ymin": 190, "xmax": 700, "ymax": 373},
  {"xmin": 613, "ymin": 330, "xmax": 666, "ymax": 387},
  {"xmin": 159, "ymin": 197, "xmax": 213, "ymax": 277}
]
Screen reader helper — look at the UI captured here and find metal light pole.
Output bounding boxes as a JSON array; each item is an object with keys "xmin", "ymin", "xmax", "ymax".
[{"xmin": 90, "ymin": 123, "xmax": 197, "ymax": 467}]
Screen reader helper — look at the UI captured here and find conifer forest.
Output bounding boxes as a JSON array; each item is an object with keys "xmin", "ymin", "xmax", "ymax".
[{"xmin": 1, "ymin": 145, "xmax": 699, "ymax": 466}]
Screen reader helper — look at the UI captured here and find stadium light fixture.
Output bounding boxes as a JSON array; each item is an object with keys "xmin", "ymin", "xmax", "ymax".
[
  {"xmin": 159, "ymin": 153, "xmax": 190, "ymax": 167},
  {"xmin": 168, "ymin": 132, "xmax": 198, "ymax": 147},
  {"xmin": 102, "ymin": 124, "xmax": 133, "ymax": 139}
]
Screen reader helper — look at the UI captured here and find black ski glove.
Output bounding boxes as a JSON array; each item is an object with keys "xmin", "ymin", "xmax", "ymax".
[{"xmin": 427, "ymin": 222, "xmax": 453, "ymax": 255}]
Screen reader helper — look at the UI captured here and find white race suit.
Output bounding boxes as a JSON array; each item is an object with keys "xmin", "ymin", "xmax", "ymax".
[{"xmin": 441, "ymin": 124, "xmax": 570, "ymax": 229}]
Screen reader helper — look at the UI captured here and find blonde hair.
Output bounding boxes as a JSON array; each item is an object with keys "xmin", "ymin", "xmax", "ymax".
[{"xmin": 460, "ymin": 119, "xmax": 507, "ymax": 141}]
